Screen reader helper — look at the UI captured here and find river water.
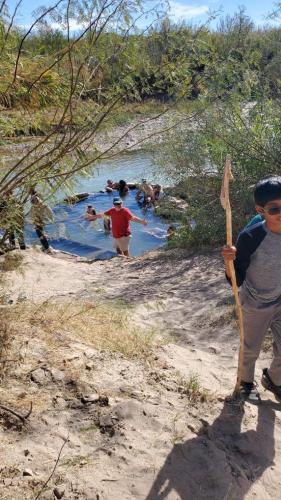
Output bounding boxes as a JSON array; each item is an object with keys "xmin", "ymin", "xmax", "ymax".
[{"xmin": 24, "ymin": 151, "xmax": 171, "ymax": 259}]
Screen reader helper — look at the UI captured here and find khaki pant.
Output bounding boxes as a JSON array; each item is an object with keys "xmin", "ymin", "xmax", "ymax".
[
  {"xmin": 113, "ymin": 235, "xmax": 131, "ymax": 252},
  {"xmin": 240, "ymin": 289, "xmax": 281, "ymax": 385}
]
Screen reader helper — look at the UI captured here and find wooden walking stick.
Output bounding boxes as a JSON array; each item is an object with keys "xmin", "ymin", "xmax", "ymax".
[{"xmin": 220, "ymin": 155, "xmax": 245, "ymax": 396}]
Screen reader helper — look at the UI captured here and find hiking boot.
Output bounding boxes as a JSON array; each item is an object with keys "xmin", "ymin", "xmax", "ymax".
[
  {"xmin": 239, "ymin": 381, "xmax": 261, "ymax": 404},
  {"xmin": 261, "ymin": 368, "xmax": 281, "ymax": 403}
]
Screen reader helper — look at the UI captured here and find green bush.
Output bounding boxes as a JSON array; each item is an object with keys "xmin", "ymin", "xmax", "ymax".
[{"xmin": 161, "ymin": 98, "xmax": 281, "ymax": 249}]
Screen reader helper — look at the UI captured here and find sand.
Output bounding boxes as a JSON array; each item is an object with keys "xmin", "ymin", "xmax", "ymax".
[{"xmin": 0, "ymin": 246, "xmax": 281, "ymax": 499}]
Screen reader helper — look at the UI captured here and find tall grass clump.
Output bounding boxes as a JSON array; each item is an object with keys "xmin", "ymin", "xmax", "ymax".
[{"xmin": 3, "ymin": 299, "xmax": 162, "ymax": 360}]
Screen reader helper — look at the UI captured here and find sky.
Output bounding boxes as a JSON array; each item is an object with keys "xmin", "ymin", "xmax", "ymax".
[
  {"xmin": 168, "ymin": 0, "xmax": 277, "ymax": 26},
  {"xmin": 5, "ymin": 0, "xmax": 280, "ymax": 29}
]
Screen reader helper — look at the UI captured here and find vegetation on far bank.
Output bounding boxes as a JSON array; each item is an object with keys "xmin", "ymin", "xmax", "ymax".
[
  {"xmin": 2, "ymin": 2, "xmax": 281, "ymax": 250},
  {"xmin": 160, "ymin": 96, "xmax": 281, "ymax": 249}
]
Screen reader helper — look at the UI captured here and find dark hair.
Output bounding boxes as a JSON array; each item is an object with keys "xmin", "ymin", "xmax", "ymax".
[
  {"xmin": 254, "ymin": 176, "xmax": 281, "ymax": 206},
  {"xmin": 119, "ymin": 179, "xmax": 127, "ymax": 189},
  {"xmin": 87, "ymin": 205, "xmax": 96, "ymax": 215}
]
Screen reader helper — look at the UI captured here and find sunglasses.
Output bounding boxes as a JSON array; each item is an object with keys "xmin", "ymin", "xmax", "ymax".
[{"xmin": 263, "ymin": 206, "xmax": 281, "ymax": 215}]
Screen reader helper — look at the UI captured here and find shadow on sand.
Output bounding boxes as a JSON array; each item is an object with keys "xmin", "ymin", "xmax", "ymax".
[{"xmin": 146, "ymin": 399, "xmax": 280, "ymax": 500}]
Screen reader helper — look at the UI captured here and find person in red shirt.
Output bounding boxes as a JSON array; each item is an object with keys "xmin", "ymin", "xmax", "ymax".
[{"xmin": 86, "ymin": 197, "xmax": 147, "ymax": 256}]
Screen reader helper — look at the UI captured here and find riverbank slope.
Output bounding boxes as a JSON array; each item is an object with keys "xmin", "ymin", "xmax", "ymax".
[{"xmin": 0, "ymin": 247, "xmax": 280, "ymax": 499}]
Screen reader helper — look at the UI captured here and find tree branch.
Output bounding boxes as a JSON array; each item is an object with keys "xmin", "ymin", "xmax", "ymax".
[
  {"xmin": 0, "ymin": 402, "xmax": 33, "ymax": 423},
  {"xmin": 34, "ymin": 434, "xmax": 69, "ymax": 500}
]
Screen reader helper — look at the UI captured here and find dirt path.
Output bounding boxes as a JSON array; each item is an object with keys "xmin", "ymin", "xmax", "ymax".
[{"xmin": 1, "ymin": 247, "xmax": 281, "ymax": 499}]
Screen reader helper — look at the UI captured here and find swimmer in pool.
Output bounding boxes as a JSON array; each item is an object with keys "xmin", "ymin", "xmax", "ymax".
[
  {"xmin": 135, "ymin": 179, "xmax": 155, "ymax": 204},
  {"xmin": 167, "ymin": 224, "xmax": 176, "ymax": 240},
  {"xmin": 86, "ymin": 205, "xmax": 97, "ymax": 219},
  {"xmin": 118, "ymin": 179, "xmax": 129, "ymax": 197},
  {"xmin": 86, "ymin": 204, "xmax": 110, "ymax": 232},
  {"xmin": 106, "ymin": 179, "xmax": 119, "ymax": 192}
]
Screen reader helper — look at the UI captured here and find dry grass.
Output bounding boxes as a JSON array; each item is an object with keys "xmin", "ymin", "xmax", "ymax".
[
  {"xmin": 2, "ymin": 298, "xmax": 161, "ymax": 360},
  {"xmin": 0, "ymin": 252, "xmax": 24, "ymax": 304},
  {"xmin": 0, "ymin": 252, "xmax": 24, "ymax": 273},
  {"xmin": 0, "ymin": 253, "xmax": 25, "ymax": 381},
  {"xmin": 0, "ymin": 297, "xmax": 163, "ymax": 416},
  {"xmin": 0, "ymin": 318, "xmax": 15, "ymax": 379}
]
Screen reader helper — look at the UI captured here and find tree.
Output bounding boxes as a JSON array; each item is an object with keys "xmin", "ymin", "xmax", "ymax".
[
  {"xmin": 160, "ymin": 95, "xmax": 281, "ymax": 248},
  {"xmin": 0, "ymin": 0, "xmax": 175, "ymax": 204}
]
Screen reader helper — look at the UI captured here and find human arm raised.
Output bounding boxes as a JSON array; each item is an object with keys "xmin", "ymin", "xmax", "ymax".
[
  {"xmin": 131, "ymin": 215, "xmax": 147, "ymax": 225},
  {"xmin": 85, "ymin": 212, "xmax": 104, "ymax": 221}
]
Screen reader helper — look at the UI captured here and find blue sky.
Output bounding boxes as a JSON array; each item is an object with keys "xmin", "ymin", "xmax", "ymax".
[
  {"xmin": 6, "ymin": 0, "xmax": 280, "ymax": 29},
  {"xmin": 168, "ymin": 0, "xmax": 277, "ymax": 26}
]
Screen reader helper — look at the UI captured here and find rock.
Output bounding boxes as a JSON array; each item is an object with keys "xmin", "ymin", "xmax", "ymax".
[
  {"xmin": 99, "ymin": 415, "xmax": 114, "ymax": 428},
  {"xmin": 85, "ymin": 363, "xmax": 93, "ymax": 370},
  {"xmin": 187, "ymin": 423, "xmax": 197, "ymax": 434},
  {"xmin": 81, "ymin": 394, "xmax": 109, "ymax": 406},
  {"xmin": 99, "ymin": 395, "xmax": 109, "ymax": 407},
  {"xmin": 30, "ymin": 368, "xmax": 52, "ymax": 385},
  {"xmin": 23, "ymin": 449, "xmax": 30, "ymax": 456},
  {"xmin": 114, "ymin": 401, "xmax": 141, "ymax": 420},
  {"xmin": 53, "ymin": 396, "xmax": 67, "ymax": 409},
  {"xmin": 68, "ymin": 398, "xmax": 83, "ymax": 409},
  {"xmin": 209, "ymin": 346, "xmax": 221, "ymax": 354},
  {"xmin": 23, "ymin": 468, "xmax": 33, "ymax": 477},
  {"xmin": 81, "ymin": 394, "xmax": 100, "ymax": 404},
  {"xmin": 50, "ymin": 369, "xmax": 66, "ymax": 383},
  {"xmin": 18, "ymin": 391, "xmax": 27, "ymax": 399},
  {"xmin": 99, "ymin": 413, "xmax": 116, "ymax": 436},
  {"xmin": 54, "ymin": 486, "xmax": 65, "ymax": 498},
  {"xmin": 65, "ymin": 354, "xmax": 80, "ymax": 361}
]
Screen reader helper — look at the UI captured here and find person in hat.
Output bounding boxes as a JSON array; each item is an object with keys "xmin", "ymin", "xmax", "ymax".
[{"xmin": 85, "ymin": 197, "xmax": 147, "ymax": 256}]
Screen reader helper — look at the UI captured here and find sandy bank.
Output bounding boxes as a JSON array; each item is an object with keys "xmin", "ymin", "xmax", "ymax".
[{"xmin": 0, "ymin": 247, "xmax": 280, "ymax": 499}]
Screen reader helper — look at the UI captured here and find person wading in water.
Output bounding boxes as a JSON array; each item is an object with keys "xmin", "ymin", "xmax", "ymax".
[
  {"xmin": 30, "ymin": 189, "xmax": 54, "ymax": 253},
  {"xmin": 85, "ymin": 197, "xmax": 147, "ymax": 256}
]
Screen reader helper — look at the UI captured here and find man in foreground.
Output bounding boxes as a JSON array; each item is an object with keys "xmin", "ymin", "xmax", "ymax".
[
  {"xmin": 86, "ymin": 197, "xmax": 147, "ymax": 256},
  {"xmin": 222, "ymin": 176, "xmax": 281, "ymax": 403}
]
